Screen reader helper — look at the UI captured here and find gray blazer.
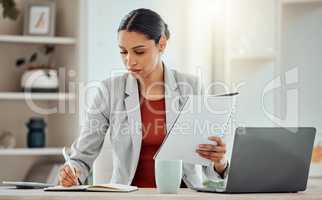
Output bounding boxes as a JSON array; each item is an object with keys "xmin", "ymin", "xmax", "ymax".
[{"xmin": 70, "ymin": 65, "xmax": 223, "ymax": 188}]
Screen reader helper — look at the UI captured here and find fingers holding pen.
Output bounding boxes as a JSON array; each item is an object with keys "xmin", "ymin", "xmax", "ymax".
[{"xmin": 59, "ymin": 165, "xmax": 80, "ymax": 187}]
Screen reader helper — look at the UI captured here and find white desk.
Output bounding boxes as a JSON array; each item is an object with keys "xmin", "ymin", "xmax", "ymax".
[{"xmin": 0, "ymin": 178, "xmax": 321, "ymax": 200}]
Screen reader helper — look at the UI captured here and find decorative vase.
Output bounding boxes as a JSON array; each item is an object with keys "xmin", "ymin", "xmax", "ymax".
[
  {"xmin": 0, "ymin": 130, "xmax": 16, "ymax": 148},
  {"xmin": 26, "ymin": 117, "xmax": 46, "ymax": 148}
]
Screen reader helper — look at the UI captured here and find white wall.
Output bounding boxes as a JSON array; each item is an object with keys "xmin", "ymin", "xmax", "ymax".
[
  {"xmin": 85, "ymin": 0, "xmax": 217, "ymax": 79},
  {"xmin": 212, "ymin": 0, "xmax": 278, "ymax": 127},
  {"xmin": 281, "ymin": 3, "xmax": 322, "ymax": 176},
  {"xmin": 281, "ymin": 3, "xmax": 322, "ymax": 128},
  {"xmin": 86, "ymin": 0, "xmax": 191, "ymax": 81}
]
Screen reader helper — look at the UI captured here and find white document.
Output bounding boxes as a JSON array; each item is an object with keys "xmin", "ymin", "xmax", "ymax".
[{"xmin": 154, "ymin": 95, "xmax": 236, "ymax": 166}]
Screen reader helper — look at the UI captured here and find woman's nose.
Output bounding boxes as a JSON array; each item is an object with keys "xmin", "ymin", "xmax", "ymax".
[{"xmin": 126, "ymin": 54, "xmax": 137, "ymax": 67}]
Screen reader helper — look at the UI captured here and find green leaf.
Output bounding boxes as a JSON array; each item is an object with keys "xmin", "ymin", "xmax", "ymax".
[{"xmin": 0, "ymin": 0, "xmax": 19, "ymax": 20}]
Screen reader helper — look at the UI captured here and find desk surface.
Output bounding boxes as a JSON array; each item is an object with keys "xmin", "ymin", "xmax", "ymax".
[{"xmin": 0, "ymin": 178, "xmax": 321, "ymax": 200}]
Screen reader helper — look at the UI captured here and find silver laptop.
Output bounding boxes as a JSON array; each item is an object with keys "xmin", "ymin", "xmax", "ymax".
[{"xmin": 193, "ymin": 127, "xmax": 316, "ymax": 193}]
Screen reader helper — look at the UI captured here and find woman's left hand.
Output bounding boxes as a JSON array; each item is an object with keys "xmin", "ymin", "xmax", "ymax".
[{"xmin": 196, "ymin": 136, "xmax": 227, "ymax": 174}]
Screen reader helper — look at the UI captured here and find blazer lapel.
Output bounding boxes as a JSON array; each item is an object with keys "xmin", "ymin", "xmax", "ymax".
[{"xmin": 124, "ymin": 74, "xmax": 142, "ymax": 179}]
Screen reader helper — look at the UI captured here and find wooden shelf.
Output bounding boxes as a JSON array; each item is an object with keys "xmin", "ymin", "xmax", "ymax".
[
  {"xmin": 0, "ymin": 92, "xmax": 75, "ymax": 101},
  {"xmin": 0, "ymin": 35, "xmax": 77, "ymax": 45},
  {"xmin": 283, "ymin": 0, "xmax": 322, "ymax": 4},
  {"xmin": 0, "ymin": 148, "xmax": 64, "ymax": 156}
]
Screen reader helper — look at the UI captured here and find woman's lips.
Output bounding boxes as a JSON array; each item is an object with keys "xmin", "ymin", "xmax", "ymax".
[{"xmin": 129, "ymin": 69, "xmax": 142, "ymax": 73}]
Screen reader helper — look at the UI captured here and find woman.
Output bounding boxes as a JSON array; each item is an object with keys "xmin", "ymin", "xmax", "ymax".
[{"xmin": 59, "ymin": 8, "xmax": 228, "ymax": 188}]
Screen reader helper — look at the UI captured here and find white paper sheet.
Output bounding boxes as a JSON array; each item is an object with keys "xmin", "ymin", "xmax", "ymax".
[{"xmin": 155, "ymin": 95, "xmax": 236, "ymax": 166}]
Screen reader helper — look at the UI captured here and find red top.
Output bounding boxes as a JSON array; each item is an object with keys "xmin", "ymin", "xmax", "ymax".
[{"xmin": 131, "ymin": 96, "xmax": 166, "ymax": 188}]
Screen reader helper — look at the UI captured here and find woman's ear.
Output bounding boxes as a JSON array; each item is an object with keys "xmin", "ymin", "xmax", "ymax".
[{"xmin": 158, "ymin": 35, "xmax": 167, "ymax": 52}]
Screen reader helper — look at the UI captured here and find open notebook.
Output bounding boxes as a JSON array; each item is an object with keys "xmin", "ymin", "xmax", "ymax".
[{"xmin": 44, "ymin": 183, "xmax": 138, "ymax": 192}]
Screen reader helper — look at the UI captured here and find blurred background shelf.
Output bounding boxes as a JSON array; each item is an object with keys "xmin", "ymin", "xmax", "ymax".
[
  {"xmin": 283, "ymin": 0, "xmax": 322, "ymax": 4},
  {"xmin": 0, "ymin": 35, "xmax": 77, "ymax": 45},
  {"xmin": 0, "ymin": 148, "xmax": 64, "ymax": 156},
  {"xmin": 0, "ymin": 0, "xmax": 80, "ymax": 182},
  {"xmin": 0, "ymin": 92, "xmax": 75, "ymax": 101}
]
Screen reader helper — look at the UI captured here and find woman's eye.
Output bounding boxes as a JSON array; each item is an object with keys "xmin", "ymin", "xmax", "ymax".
[
  {"xmin": 135, "ymin": 52, "xmax": 144, "ymax": 55},
  {"xmin": 120, "ymin": 51, "xmax": 127, "ymax": 55}
]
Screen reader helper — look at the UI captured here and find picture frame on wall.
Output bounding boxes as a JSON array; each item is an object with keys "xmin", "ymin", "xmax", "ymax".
[{"xmin": 23, "ymin": 0, "xmax": 56, "ymax": 36}]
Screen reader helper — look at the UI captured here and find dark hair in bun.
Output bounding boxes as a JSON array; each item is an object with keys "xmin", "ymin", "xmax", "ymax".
[{"xmin": 118, "ymin": 8, "xmax": 170, "ymax": 43}]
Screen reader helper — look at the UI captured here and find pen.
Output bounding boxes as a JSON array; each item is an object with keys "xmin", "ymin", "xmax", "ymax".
[
  {"xmin": 216, "ymin": 92, "xmax": 239, "ymax": 97},
  {"xmin": 62, "ymin": 147, "xmax": 81, "ymax": 185}
]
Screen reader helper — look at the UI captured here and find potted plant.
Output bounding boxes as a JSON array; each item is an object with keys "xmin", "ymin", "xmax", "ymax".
[
  {"xmin": 0, "ymin": 0, "xmax": 19, "ymax": 20},
  {"xmin": 0, "ymin": 0, "xmax": 20, "ymax": 35},
  {"xmin": 16, "ymin": 45, "xmax": 59, "ymax": 93}
]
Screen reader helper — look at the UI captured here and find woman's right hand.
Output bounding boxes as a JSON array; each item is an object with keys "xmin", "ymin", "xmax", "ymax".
[{"xmin": 59, "ymin": 164, "xmax": 81, "ymax": 187}]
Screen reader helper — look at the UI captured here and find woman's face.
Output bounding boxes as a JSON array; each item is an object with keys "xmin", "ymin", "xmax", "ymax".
[{"xmin": 118, "ymin": 30, "xmax": 163, "ymax": 79}]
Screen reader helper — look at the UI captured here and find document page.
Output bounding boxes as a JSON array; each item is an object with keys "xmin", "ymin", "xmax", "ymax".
[{"xmin": 155, "ymin": 95, "xmax": 236, "ymax": 166}]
